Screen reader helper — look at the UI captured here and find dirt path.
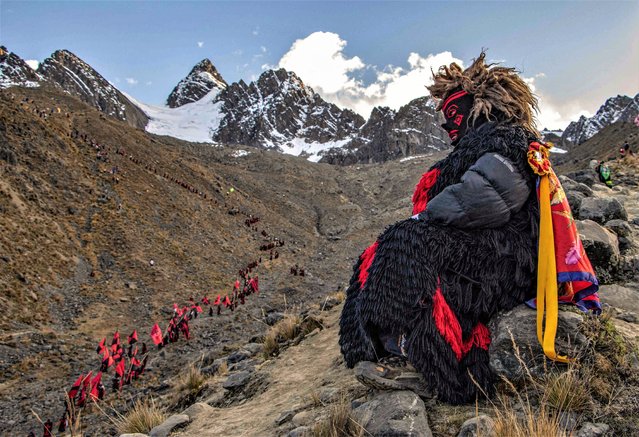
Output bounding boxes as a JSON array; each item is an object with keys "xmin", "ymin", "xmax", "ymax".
[{"xmin": 181, "ymin": 306, "xmax": 359, "ymax": 436}]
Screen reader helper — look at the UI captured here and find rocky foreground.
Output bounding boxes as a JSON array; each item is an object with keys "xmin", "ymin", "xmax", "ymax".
[{"xmin": 110, "ymin": 160, "xmax": 639, "ymax": 437}]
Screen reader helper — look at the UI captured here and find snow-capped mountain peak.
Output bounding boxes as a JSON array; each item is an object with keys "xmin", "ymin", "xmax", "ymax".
[
  {"xmin": 562, "ymin": 93, "xmax": 639, "ymax": 145},
  {"xmin": 166, "ymin": 58, "xmax": 227, "ymax": 108}
]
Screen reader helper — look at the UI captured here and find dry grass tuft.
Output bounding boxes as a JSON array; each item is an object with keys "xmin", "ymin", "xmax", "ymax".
[
  {"xmin": 114, "ymin": 398, "xmax": 166, "ymax": 435},
  {"xmin": 262, "ymin": 314, "xmax": 302, "ymax": 359},
  {"xmin": 307, "ymin": 389, "xmax": 323, "ymax": 408},
  {"xmin": 216, "ymin": 360, "xmax": 229, "ymax": 376},
  {"xmin": 542, "ymin": 369, "xmax": 592, "ymax": 413},
  {"xmin": 311, "ymin": 396, "xmax": 365, "ymax": 437},
  {"xmin": 175, "ymin": 364, "xmax": 207, "ymax": 398},
  {"xmin": 492, "ymin": 393, "xmax": 567, "ymax": 437}
]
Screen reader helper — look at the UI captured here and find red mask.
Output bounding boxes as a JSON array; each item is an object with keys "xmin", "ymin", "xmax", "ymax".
[{"xmin": 440, "ymin": 89, "xmax": 474, "ymax": 144}]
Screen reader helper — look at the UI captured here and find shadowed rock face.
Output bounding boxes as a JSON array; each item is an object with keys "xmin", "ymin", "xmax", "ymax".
[
  {"xmin": 167, "ymin": 59, "xmax": 228, "ymax": 108},
  {"xmin": 320, "ymin": 96, "xmax": 448, "ymax": 165},
  {"xmin": 37, "ymin": 50, "xmax": 148, "ymax": 128}
]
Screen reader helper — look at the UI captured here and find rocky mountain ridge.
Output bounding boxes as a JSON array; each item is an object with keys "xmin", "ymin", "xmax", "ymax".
[
  {"xmin": 562, "ymin": 93, "xmax": 639, "ymax": 146},
  {"xmin": 1, "ymin": 46, "xmax": 448, "ymax": 164},
  {"xmin": 36, "ymin": 49, "xmax": 149, "ymax": 129},
  {"xmin": 0, "ymin": 46, "xmax": 42, "ymax": 89}
]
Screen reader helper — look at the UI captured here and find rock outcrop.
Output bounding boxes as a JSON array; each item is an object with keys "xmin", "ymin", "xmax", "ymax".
[
  {"xmin": 0, "ymin": 46, "xmax": 42, "ymax": 89},
  {"xmin": 37, "ymin": 49, "xmax": 148, "ymax": 128}
]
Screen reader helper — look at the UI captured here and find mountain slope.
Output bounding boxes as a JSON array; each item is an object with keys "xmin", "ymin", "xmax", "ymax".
[{"xmin": 0, "ymin": 84, "xmax": 445, "ymax": 435}]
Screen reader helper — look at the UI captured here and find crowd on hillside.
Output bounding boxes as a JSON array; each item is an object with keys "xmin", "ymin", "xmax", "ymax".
[{"xmin": 15, "ymin": 100, "xmax": 307, "ymax": 436}]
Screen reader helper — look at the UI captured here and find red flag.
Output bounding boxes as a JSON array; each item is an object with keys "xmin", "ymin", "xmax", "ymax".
[
  {"xmin": 214, "ymin": 295, "xmax": 221, "ymax": 305},
  {"xmin": 89, "ymin": 372, "xmax": 102, "ymax": 400},
  {"xmin": 195, "ymin": 305, "xmax": 203, "ymax": 313},
  {"xmin": 101, "ymin": 349, "xmax": 114, "ymax": 371},
  {"xmin": 223, "ymin": 295, "xmax": 231, "ymax": 307},
  {"xmin": 111, "ymin": 331, "xmax": 120, "ymax": 346},
  {"xmin": 77, "ymin": 371, "xmax": 92, "ymax": 407},
  {"xmin": 131, "ymin": 356, "xmax": 141, "ymax": 367},
  {"xmin": 234, "ymin": 280, "xmax": 240, "ymax": 291},
  {"xmin": 96, "ymin": 337, "xmax": 106, "ymax": 354},
  {"xmin": 115, "ymin": 359, "xmax": 125, "ymax": 377},
  {"xmin": 67, "ymin": 373, "xmax": 84, "ymax": 399},
  {"xmin": 150, "ymin": 323, "xmax": 163, "ymax": 346},
  {"xmin": 128, "ymin": 330, "xmax": 138, "ymax": 345},
  {"xmin": 202, "ymin": 296, "xmax": 210, "ymax": 305}
]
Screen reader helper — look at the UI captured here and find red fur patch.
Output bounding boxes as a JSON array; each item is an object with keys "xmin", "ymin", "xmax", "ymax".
[
  {"xmin": 433, "ymin": 287, "xmax": 491, "ymax": 361},
  {"xmin": 411, "ymin": 168, "xmax": 440, "ymax": 215},
  {"xmin": 358, "ymin": 241, "xmax": 379, "ymax": 290}
]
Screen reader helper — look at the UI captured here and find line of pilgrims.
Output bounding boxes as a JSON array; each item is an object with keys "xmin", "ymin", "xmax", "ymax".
[{"xmin": 28, "ymin": 121, "xmax": 302, "ymax": 437}]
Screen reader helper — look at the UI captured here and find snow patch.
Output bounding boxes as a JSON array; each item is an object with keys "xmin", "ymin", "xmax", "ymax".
[
  {"xmin": 231, "ymin": 149, "xmax": 249, "ymax": 157},
  {"xmin": 283, "ymin": 137, "xmax": 352, "ymax": 162},
  {"xmin": 126, "ymin": 90, "xmax": 223, "ymax": 143}
]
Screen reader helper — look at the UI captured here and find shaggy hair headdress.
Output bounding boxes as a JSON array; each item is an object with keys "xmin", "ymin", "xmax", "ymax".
[{"xmin": 427, "ymin": 51, "xmax": 539, "ymax": 136}]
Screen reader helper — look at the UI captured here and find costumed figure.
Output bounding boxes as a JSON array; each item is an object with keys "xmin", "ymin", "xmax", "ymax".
[{"xmin": 339, "ymin": 52, "xmax": 600, "ymax": 404}]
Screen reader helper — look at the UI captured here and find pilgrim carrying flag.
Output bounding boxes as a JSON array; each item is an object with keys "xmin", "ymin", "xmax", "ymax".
[
  {"xmin": 96, "ymin": 337, "xmax": 106, "ymax": 355},
  {"xmin": 128, "ymin": 330, "xmax": 138, "ymax": 345},
  {"xmin": 67, "ymin": 373, "xmax": 85, "ymax": 400},
  {"xmin": 150, "ymin": 323, "xmax": 163, "ymax": 346},
  {"xmin": 526, "ymin": 142, "xmax": 600, "ymax": 363},
  {"xmin": 89, "ymin": 372, "xmax": 102, "ymax": 400}
]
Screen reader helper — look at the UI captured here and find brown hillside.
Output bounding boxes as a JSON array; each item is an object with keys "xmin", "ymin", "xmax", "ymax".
[
  {"xmin": 0, "ymin": 85, "xmax": 444, "ymax": 435},
  {"xmin": 554, "ymin": 121, "xmax": 639, "ymax": 173}
]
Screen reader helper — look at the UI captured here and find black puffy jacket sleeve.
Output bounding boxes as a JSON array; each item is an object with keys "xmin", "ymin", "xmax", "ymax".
[{"xmin": 422, "ymin": 153, "xmax": 531, "ymax": 229}]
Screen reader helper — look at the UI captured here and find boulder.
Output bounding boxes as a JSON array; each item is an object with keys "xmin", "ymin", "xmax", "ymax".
[
  {"xmin": 579, "ymin": 197, "xmax": 627, "ymax": 225},
  {"xmin": 222, "ymin": 371, "xmax": 252, "ymax": 390},
  {"xmin": 566, "ymin": 191, "xmax": 586, "ymax": 217},
  {"xmin": 181, "ymin": 402, "xmax": 214, "ymax": 421},
  {"xmin": 149, "ymin": 414, "xmax": 190, "ymax": 437},
  {"xmin": 559, "ymin": 176, "xmax": 593, "ymax": 197},
  {"xmin": 353, "ymin": 391, "xmax": 432, "ymax": 437},
  {"xmin": 227, "ymin": 349, "xmax": 252, "ymax": 364},
  {"xmin": 566, "ymin": 170, "xmax": 596, "ymax": 187},
  {"xmin": 489, "ymin": 305, "xmax": 587, "ymax": 380},
  {"xmin": 457, "ymin": 415, "xmax": 496, "ymax": 437},
  {"xmin": 577, "ymin": 220, "xmax": 620, "ymax": 283},
  {"xmin": 605, "ymin": 219, "xmax": 637, "ymax": 253},
  {"xmin": 576, "ymin": 422, "xmax": 610, "ymax": 437},
  {"xmin": 287, "ymin": 426, "xmax": 310, "ymax": 437},
  {"xmin": 598, "ymin": 284, "xmax": 639, "ymax": 314}
]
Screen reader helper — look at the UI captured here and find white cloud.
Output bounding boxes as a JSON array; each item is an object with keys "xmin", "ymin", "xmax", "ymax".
[
  {"xmin": 276, "ymin": 31, "xmax": 462, "ymax": 117},
  {"xmin": 25, "ymin": 60, "xmax": 39, "ymax": 70},
  {"xmin": 524, "ymin": 74, "xmax": 591, "ymax": 130},
  {"xmin": 260, "ymin": 46, "xmax": 267, "ymax": 53},
  {"xmin": 252, "ymin": 26, "xmax": 260, "ymax": 36},
  {"xmin": 126, "ymin": 77, "xmax": 138, "ymax": 85},
  {"xmin": 197, "ymin": 41, "xmax": 204, "ymax": 48},
  {"xmin": 146, "ymin": 81, "xmax": 153, "ymax": 86}
]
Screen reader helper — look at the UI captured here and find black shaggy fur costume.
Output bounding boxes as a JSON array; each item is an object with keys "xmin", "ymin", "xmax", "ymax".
[{"xmin": 339, "ymin": 122, "xmax": 540, "ymax": 404}]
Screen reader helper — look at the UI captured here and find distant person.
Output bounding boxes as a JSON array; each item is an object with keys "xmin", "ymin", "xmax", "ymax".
[{"xmin": 595, "ymin": 160, "xmax": 613, "ymax": 187}]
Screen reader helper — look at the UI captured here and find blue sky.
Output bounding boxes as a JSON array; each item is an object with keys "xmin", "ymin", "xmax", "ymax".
[{"xmin": 2, "ymin": 1, "xmax": 638, "ymax": 129}]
